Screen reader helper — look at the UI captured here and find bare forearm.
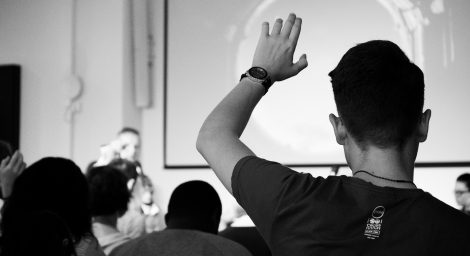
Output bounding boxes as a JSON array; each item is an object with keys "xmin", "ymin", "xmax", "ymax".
[
  {"xmin": 199, "ymin": 79, "xmax": 264, "ymax": 139},
  {"xmin": 196, "ymin": 13, "xmax": 307, "ymax": 193}
]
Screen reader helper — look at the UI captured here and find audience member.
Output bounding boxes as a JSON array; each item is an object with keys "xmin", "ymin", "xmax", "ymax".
[
  {"xmin": 108, "ymin": 159, "xmax": 161, "ymax": 238},
  {"xmin": 455, "ymin": 173, "xmax": 470, "ymax": 215},
  {"xmin": 219, "ymin": 205, "xmax": 271, "ymax": 256},
  {"xmin": 88, "ymin": 127, "xmax": 142, "ymax": 173},
  {"xmin": 0, "ymin": 157, "xmax": 104, "ymax": 256},
  {"xmin": 116, "ymin": 127, "xmax": 141, "ymax": 164},
  {"xmin": 197, "ymin": 13, "xmax": 470, "ymax": 255},
  {"xmin": 110, "ymin": 180, "xmax": 251, "ymax": 256},
  {"xmin": 87, "ymin": 166, "xmax": 131, "ymax": 255}
]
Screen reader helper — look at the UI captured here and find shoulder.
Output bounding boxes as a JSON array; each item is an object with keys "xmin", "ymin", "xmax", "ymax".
[
  {"xmin": 420, "ymin": 193, "xmax": 470, "ymax": 224},
  {"xmin": 232, "ymin": 156, "xmax": 325, "ymax": 200},
  {"xmin": 111, "ymin": 230, "xmax": 252, "ymax": 256}
]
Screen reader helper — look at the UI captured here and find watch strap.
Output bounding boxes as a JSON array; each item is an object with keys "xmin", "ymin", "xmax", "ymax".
[{"xmin": 240, "ymin": 70, "xmax": 272, "ymax": 94}]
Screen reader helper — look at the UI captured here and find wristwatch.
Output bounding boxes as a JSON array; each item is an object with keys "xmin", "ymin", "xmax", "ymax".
[{"xmin": 240, "ymin": 67, "xmax": 272, "ymax": 94}]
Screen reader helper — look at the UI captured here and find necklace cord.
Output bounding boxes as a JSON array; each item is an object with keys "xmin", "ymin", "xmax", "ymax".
[{"xmin": 353, "ymin": 170, "xmax": 415, "ymax": 185}]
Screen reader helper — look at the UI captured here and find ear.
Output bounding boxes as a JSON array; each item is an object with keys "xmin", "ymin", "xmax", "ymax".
[
  {"xmin": 417, "ymin": 109, "xmax": 431, "ymax": 142},
  {"xmin": 329, "ymin": 114, "xmax": 347, "ymax": 145}
]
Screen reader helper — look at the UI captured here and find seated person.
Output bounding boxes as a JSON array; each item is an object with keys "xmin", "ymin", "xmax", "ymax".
[
  {"xmin": 89, "ymin": 127, "xmax": 142, "ymax": 173},
  {"xmin": 108, "ymin": 159, "xmax": 161, "ymax": 238},
  {"xmin": 1, "ymin": 157, "xmax": 104, "ymax": 256},
  {"xmin": 219, "ymin": 205, "xmax": 271, "ymax": 256},
  {"xmin": 87, "ymin": 166, "xmax": 131, "ymax": 255},
  {"xmin": 455, "ymin": 173, "xmax": 470, "ymax": 215},
  {"xmin": 196, "ymin": 13, "xmax": 470, "ymax": 255},
  {"xmin": 110, "ymin": 180, "xmax": 251, "ymax": 256}
]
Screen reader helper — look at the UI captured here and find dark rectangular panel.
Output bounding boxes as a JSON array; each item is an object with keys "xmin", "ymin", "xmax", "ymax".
[{"xmin": 0, "ymin": 65, "xmax": 21, "ymax": 150}]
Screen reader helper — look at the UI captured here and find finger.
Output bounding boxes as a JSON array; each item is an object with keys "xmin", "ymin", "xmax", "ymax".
[
  {"xmin": 292, "ymin": 54, "xmax": 308, "ymax": 75},
  {"xmin": 260, "ymin": 22, "xmax": 269, "ymax": 37},
  {"xmin": 1, "ymin": 156, "xmax": 10, "ymax": 168},
  {"xmin": 271, "ymin": 18, "xmax": 283, "ymax": 35},
  {"xmin": 289, "ymin": 17, "xmax": 302, "ymax": 46},
  {"xmin": 13, "ymin": 153, "xmax": 24, "ymax": 171},
  {"xmin": 280, "ymin": 13, "xmax": 296, "ymax": 38},
  {"xmin": 6, "ymin": 151, "xmax": 19, "ymax": 168},
  {"xmin": 18, "ymin": 162, "xmax": 26, "ymax": 175}
]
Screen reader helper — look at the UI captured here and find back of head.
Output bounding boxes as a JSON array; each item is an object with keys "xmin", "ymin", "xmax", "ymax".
[
  {"xmin": 166, "ymin": 180, "xmax": 222, "ymax": 234},
  {"xmin": 329, "ymin": 40, "xmax": 425, "ymax": 148},
  {"xmin": 108, "ymin": 158, "xmax": 138, "ymax": 184},
  {"xmin": 87, "ymin": 166, "xmax": 130, "ymax": 217},
  {"xmin": 1, "ymin": 211, "xmax": 77, "ymax": 256},
  {"xmin": 1, "ymin": 157, "xmax": 91, "ymax": 251}
]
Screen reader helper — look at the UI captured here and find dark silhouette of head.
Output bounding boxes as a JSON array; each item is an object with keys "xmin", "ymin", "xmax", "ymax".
[
  {"xmin": 87, "ymin": 166, "xmax": 130, "ymax": 218},
  {"xmin": 329, "ymin": 40, "xmax": 425, "ymax": 149},
  {"xmin": 165, "ymin": 180, "xmax": 222, "ymax": 234},
  {"xmin": 108, "ymin": 158, "xmax": 138, "ymax": 191},
  {"xmin": 1, "ymin": 157, "xmax": 91, "ymax": 256}
]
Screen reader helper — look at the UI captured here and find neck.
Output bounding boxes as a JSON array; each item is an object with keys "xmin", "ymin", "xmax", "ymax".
[
  {"xmin": 348, "ymin": 141, "xmax": 417, "ymax": 189},
  {"xmin": 166, "ymin": 218, "xmax": 217, "ymax": 234}
]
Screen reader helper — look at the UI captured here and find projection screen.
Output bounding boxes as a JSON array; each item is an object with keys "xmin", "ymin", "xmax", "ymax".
[{"xmin": 164, "ymin": 0, "xmax": 470, "ymax": 167}]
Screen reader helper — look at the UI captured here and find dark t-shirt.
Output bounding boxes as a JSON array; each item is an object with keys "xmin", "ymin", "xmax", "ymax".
[{"xmin": 232, "ymin": 156, "xmax": 470, "ymax": 256}]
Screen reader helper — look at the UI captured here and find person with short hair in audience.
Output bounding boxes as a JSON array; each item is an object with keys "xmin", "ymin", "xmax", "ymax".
[
  {"xmin": 87, "ymin": 166, "xmax": 131, "ymax": 255},
  {"xmin": 88, "ymin": 127, "xmax": 142, "ymax": 173},
  {"xmin": 197, "ymin": 13, "xmax": 470, "ymax": 255},
  {"xmin": 455, "ymin": 173, "xmax": 470, "ymax": 215},
  {"xmin": 108, "ymin": 159, "xmax": 161, "ymax": 238},
  {"xmin": 0, "ymin": 157, "xmax": 105, "ymax": 256},
  {"xmin": 116, "ymin": 127, "xmax": 141, "ymax": 165},
  {"xmin": 111, "ymin": 180, "xmax": 252, "ymax": 256}
]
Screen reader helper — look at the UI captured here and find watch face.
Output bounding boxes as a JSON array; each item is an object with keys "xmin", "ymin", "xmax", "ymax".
[{"xmin": 248, "ymin": 67, "xmax": 268, "ymax": 79}]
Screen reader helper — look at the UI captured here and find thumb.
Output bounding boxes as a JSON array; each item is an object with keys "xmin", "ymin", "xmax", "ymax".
[{"xmin": 292, "ymin": 54, "xmax": 308, "ymax": 75}]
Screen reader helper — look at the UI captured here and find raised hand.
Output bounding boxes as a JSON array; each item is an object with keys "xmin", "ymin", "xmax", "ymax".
[
  {"xmin": 0, "ymin": 151, "xmax": 26, "ymax": 199},
  {"xmin": 252, "ymin": 13, "xmax": 308, "ymax": 83}
]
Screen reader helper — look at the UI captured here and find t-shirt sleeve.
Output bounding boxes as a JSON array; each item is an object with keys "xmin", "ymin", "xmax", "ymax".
[{"xmin": 232, "ymin": 156, "xmax": 309, "ymax": 242}]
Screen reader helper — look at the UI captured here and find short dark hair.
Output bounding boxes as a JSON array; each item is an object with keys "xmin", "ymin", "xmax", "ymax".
[
  {"xmin": 1, "ymin": 157, "xmax": 92, "ymax": 246},
  {"xmin": 329, "ymin": 40, "xmax": 425, "ymax": 148},
  {"xmin": 457, "ymin": 173, "xmax": 470, "ymax": 190},
  {"xmin": 108, "ymin": 158, "xmax": 139, "ymax": 182},
  {"xmin": 166, "ymin": 180, "xmax": 222, "ymax": 233},
  {"xmin": 87, "ymin": 166, "xmax": 130, "ymax": 217},
  {"xmin": 118, "ymin": 127, "xmax": 140, "ymax": 136}
]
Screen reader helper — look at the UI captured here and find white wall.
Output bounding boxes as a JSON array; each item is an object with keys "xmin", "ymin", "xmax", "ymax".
[
  {"xmin": 140, "ymin": 0, "xmax": 237, "ymax": 220},
  {"xmin": 0, "ymin": 0, "xmax": 140, "ymax": 168}
]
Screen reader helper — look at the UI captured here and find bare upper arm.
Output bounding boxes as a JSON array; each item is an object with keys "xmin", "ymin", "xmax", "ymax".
[{"xmin": 196, "ymin": 130, "xmax": 254, "ymax": 194}]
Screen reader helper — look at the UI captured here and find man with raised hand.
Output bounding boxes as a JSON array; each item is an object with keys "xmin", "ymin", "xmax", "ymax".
[{"xmin": 197, "ymin": 13, "xmax": 470, "ymax": 255}]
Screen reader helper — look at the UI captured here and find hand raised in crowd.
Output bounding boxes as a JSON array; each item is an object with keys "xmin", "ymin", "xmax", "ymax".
[
  {"xmin": 95, "ymin": 139, "xmax": 123, "ymax": 166},
  {"xmin": 252, "ymin": 13, "xmax": 308, "ymax": 83},
  {"xmin": 0, "ymin": 151, "xmax": 26, "ymax": 199}
]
